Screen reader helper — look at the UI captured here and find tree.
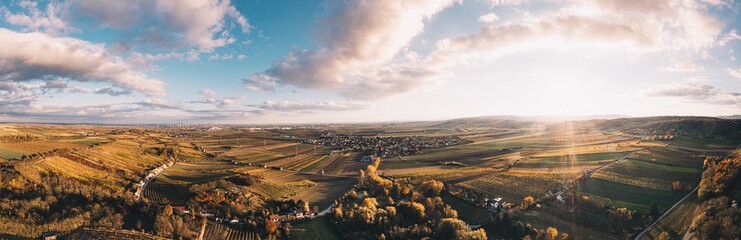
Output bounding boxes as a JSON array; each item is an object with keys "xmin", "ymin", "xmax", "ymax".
[
  {"xmin": 545, "ymin": 227, "xmax": 559, "ymax": 240},
  {"xmin": 419, "ymin": 180, "xmax": 444, "ymax": 196},
  {"xmin": 297, "ymin": 200, "xmax": 309, "ymax": 211},
  {"xmin": 649, "ymin": 203, "xmax": 660, "ymax": 221},
  {"xmin": 521, "ymin": 196, "xmax": 534, "ymax": 210},
  {"xmin": 436, "ymin": 218, "xmax": 487, "ymax": 240},
  {"xmin": 672, "ymin": 181, "xmax": 682, "ymax": 191},
  {"xmin": 658, "ymin": 231, "xmax": 671, "ymax": 240},
  {"xmin": 154, "ymin": 214, "xmax": 174, "ymax": 237},
  {"xmin": 332, "ymin": 207, "xmax": 344, "ymax": 220},
  {"xmin": 397, "ymin": 201, "xmax": 426, "ymax": 223},
  {"xmin": 163, "ymin": 204, "xmax": 173, "ymax": 217},
  {"xmin": 264, "ymin": 220, "xmax": 278, "ymax": 234},
  {"xmin": 361, "ymin": 198, "xmax": 378, "ymax": 208},
  {"xmin": 608, "ymin": 207, "xmax": 633, "ymax": 227}
]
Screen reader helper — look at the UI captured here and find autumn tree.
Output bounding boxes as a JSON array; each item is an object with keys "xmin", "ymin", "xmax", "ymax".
[
  {"xmin": 521, "ymin": 196, "xmax": 534, "ymax": 210},
  {"xmin": 361, "ymin": 198, "xmax": 378, "ymax": 208},
  {"xmin": 672, "ymin": 181, "xmax": 682, "ymax": 191},
  {"xmin": 545, "ymin": 227, "xmax": 559, "ymax": 240},
  {"xmin": 419, "ymin": 180, "xmax": 444, "ymax": 196},
  {"xmin": 435, "ymin": 218, "xmax": 487, "ymax": 240},
  {"xmin": 608, "ymin": 208, "xmax": 633, "ymax": 227},
  {"xmin": 264, "ymin": 220, "xmax": 278, "ymax": 234}
]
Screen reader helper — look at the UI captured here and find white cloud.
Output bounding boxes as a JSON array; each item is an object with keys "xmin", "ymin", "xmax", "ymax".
[
  {"xmin": 200, "ymin": 88, "xmax": 217, "ymax": 97},
  {"xmin": 0, "ymin": 28, "xmax": 165, "ymax": 96},
  {"xmin": 242, "ymin": 73, "xmax": 278, "ymax": 93},
  {"xmin": 255, "ymin": 101, "xmax": 370, "ymax": 113},
  {"xmin": 490, "ymin": 0, "xmax": 529, "ymax": 6},
  {"xmin": 662, "ymin": 61, "xmax": 704, "ymax": 72},
  {"xmin": 126, "ymin": 52, "xmax": 185, "ymax": 70},
  {"xmin": 720, "ymin": 30, "xmax": 741, "ymax": 46},
  {"xmin": 646, "ymin": 82, "xmax": 741, "ymax": 106},
  {"xmin": 71, "ymin": 0, "xmax": 250, "ymax": 50},
  {"xmin": 728, "ymin": 68, "xmax": 741, "ymax": 79},
  {"xmin": 478, "ymin": 13, "xmax": 499, "ymax": 23},
  {"xmin": 1, "ymin": 1, "xmax": 74, "ymax": 35},
  {"xmin": 688, "ymin": 76, "xmax": 710, "ymax": 82},
  {"xmin": 248, "ymin": 0, "xmax": 457, "ymax": 100}
]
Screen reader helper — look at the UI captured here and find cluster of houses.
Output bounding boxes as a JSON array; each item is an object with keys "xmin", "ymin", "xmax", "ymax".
[
  {"xmin": 484, "ymin": 197, "xmax": 508, "ymax": 213},
  {"xmin": 133, "ymin": 161, "xmax": 174, "ymax": 199},
  {"xmin": 269, "ymin": 209, "xmax": 316, "ymax": 226},
  {"xmin": 307, "ymin": 133, "xmax": 471, "ymax": 158}
]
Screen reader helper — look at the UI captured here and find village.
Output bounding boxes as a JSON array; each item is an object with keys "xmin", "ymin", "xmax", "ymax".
[{"xmin": 306, "ymin": 133, "xmax": 471, "ymax": 158}]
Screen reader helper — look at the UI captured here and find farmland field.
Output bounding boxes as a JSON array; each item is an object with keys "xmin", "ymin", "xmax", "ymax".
[
  {"xmin": 642, "ymin": 194, "xmax": 699, "ymax": 240},
  {"xmin": 202, "ymin": 221, "xmax": 258, "ymax": 240},
  {"xmin": 458, "ymin": 171, "xmax": 564, "ymax": 203},
  {"xmin": 291, "ymin": 216, "xmax": 341, "ymax": 240},
  {"xmin": 0, "ymin": 148, "xmax": 23, "ymax": 160},
  {"xmin": 143, "ymin": 180, "xmax": 189, "ymax": 205},
  {"xmin": 442, "ymin": 195, "xmax": 491, "ymax": 225}
]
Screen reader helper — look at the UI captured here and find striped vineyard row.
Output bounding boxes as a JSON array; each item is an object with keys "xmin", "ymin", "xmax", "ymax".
[
  {"xmin": 142, "ymin": 181, "xmax": 187, "ymax": 206},
  {"xmin": 202, "ymin": 221, "xmax": 259, "ymax": 240},
  {"xmin": 283, "ymin": 155, "xmax": 326, "ymax": 171}
]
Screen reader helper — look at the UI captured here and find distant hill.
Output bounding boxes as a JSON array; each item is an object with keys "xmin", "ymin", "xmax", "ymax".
[
  {"xmin": 594, "ymin": 116, "xmax": 741, "ymax": 139},
  {"xmin": 717, "ymin": 115, "xmax": 741, "ymax": 119},
  {"xmin": 431, "ymin": 116, "xmax": 534, "ymax": 129}
]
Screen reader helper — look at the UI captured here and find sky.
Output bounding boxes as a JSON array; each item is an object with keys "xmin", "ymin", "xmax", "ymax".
[{"xmin": 0, "ymin": 0, "xmax": 740, "ymax": 124}]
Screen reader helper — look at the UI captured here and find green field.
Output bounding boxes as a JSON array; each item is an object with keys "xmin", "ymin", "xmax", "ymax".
[
  {"xmin": 442, "ymin": 195, "xmax": 491, "ymax": 225},
  {"xmin": 521, "ymin": 210, "xmax": 622, "ymax": 240},
  {"xmin": 674, "ymin": 137, "xmax": 740, "ymax": 149},
  {"xmin": 0, "ymin": 148, "xmax": 23, "ymax": 160},
  {"xmin": 291, "ymin": 216, "xmax": 341, "ymax": 240},
  {"xmin": 621, "ymin": 159, "xmax": 700, "ymax": 174},
  {"xmin": 70, "ymin": 139, "xmax": 104, "ymax": 146},
  {"xmin": 578, "ymin": 179, "xmax": 686, "ymax": 212}
]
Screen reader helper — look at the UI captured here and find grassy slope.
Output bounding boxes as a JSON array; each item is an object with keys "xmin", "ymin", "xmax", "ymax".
[{"xmin": 291, "ymin": 216, "xmax": 341, "ymax": 240}]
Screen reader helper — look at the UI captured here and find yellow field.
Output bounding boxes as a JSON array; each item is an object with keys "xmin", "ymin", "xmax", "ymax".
[{"xmin": 0, "ymin": 141, "xmax": 86, "ymax": 155}]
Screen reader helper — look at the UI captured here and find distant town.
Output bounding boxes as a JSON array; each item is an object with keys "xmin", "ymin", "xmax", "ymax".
[{"xmin": 305, "ymin": 132, "xmax": 472, "ymax": 158}]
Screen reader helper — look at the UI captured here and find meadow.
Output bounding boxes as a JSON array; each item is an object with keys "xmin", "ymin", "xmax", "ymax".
[{"xmin": 291, "ymin": 216, "xmax": 341, "ymax": 240}]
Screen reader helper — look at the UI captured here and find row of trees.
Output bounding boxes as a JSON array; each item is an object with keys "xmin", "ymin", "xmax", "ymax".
[{"xmin": 691, "ymin": 156, "xmax": 741, "ymax": 239}]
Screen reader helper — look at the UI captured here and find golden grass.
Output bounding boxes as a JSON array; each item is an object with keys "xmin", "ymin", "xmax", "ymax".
[
  {"xmin": 0, "ymin": 141, "xmax": 85, "ymax": 155},
  {"xmin": 249, "ymin": 180, "xmax": 316, "ymax": 199}
]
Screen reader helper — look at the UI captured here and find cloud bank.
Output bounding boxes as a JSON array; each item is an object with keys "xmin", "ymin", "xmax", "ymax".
[{"xmin": 0, "ymin": 28, "xmax": 165, "ymax": 96}]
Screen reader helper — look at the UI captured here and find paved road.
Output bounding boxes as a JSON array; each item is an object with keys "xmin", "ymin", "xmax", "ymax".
[{"xmin": 315, "ymin": 204, "xmax": 335, "ymax": 217}]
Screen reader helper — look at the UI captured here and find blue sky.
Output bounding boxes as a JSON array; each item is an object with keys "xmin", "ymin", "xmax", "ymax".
[{"xmin": 0, "ymin": 0, "xmax": 740, "ymax": 124}]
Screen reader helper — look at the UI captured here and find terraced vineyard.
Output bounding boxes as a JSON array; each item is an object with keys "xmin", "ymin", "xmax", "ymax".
[
  {"xmin": 282, "ymin": 155, "xmax": 327, "ymax": 171},
  {"xmin": 458, "ymin": 171, "xmax": 565, "ymax": 202},
  {"xmin": 143, "ymin": 180, "xmax": 188, "ymax": 205},
  {"xmin": 202, "ymin": 221, "xmax": 259, "ymax": 240}
]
